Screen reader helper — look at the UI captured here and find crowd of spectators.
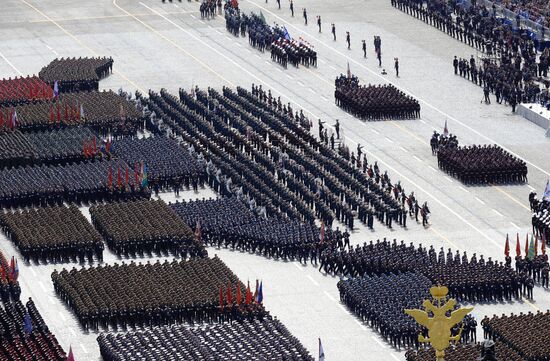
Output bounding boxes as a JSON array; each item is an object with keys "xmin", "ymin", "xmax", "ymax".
[
  {"xmin": 0, "ymin": 205, "xmax": 104, "ymax": 264},
  {"xmin": 335, "ymin": 75, "xmax": 421, "ymax": 120},
  {"xmin": 437, "ymin": 144, "xmax": 528, "ymax": 184},
  {"xmin": 89, "ymin": 199, "xmax": 205, "ymax": 258}
]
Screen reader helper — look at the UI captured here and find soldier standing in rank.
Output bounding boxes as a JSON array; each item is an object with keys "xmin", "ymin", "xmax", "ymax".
[
  {"xmin": 453, "ymin": 56, "xmax": 459, "ymax": 75},
  {"xmin": 394, "ymin": 57, "xmax": 399, "ymax": 77},
  {"xmin": 290, "ymin": 0, "xmax": 294, "ymax": 17},
  {"xmin": 317, "ymin": 16, "xmax": 322, "ymax": 32},
  {"xmin": 334, "ymin": 119, "xmax": 340, "ymax": 139},
  {"xmin": 346, "ymin": 31, "xmax": 351, "ymax": 49},
  {"xmin": 318, "ymin": 119, "xmax": 325, "ymax": 138},
  {"xmin": 331, "ymin": 23, "xmax": 336, "ymax": 41},
  {"xmin": 276, "ymin": 0, "xmax": 280, "ymax": 9},
  {"xmin": 303, "ymin": 8, "xmax": 308, "ymax": 25},
  {"xmin": 362, "ymin": 40, "xmax": 367, "ymax": 58}
]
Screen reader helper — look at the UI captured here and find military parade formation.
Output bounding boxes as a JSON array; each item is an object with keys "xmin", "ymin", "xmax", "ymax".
[{"xmin": 0, "ymin": 0, "xmax": 548, "ymax": 359}]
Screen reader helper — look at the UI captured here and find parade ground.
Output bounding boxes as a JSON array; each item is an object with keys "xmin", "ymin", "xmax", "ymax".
[{"xmin": 1, "ymin": 0, "xmax": 550, "ymax": 360}]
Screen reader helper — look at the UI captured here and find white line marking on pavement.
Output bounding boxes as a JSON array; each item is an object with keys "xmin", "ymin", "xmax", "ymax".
[
  {"xmin": 39, "ymin": 281, "xmax": 46, "ymax": 292},
  {"xmin": 329, "ymin": 65, "xmax": 337, "ymax": 70},
  {"xmin": 354, "ymin": 319, "xmax": 367, "ymax": 330},
  {"xmin": 80, "ymin": 344, "xmax": 88, "ymax": 354},
  {"xmin": 308, "ymin": 88, "xmax": 315, "ymax": 94},
  {"xmin": 323, "ymin": 290, "xmax": 337, "ymax": 302},
  {"xmin": 244, "ymin": 0, "xmax": 550, "ymax": 177},
  {"xmin": 318, "ymin": 58, "xmax": 325, "ymax": 64},
  {"xmin": 371, "ymin": 336, "xmax": 386, "ymax": 348},
  {"xmin": 413, "ymin": 155, "xmax": 422, "ymax": 161},
  {"xmin": 419, "ymin": 118, "xmax": 426, "ymax": 124},
  {"xmin": 297, "ymin": 81, "xmax": 304, "ymax": 87},
  {"xmin": 391, "ymin": 354, "xmax": 401, "ymax": 361},
  {"xmin": 286, "ymin": 74, "xmax": 293, "ymax": 79},
  {"xmin": 265, "ymin": 60, "xmax": 271, "ymax": 65},
  {"xmin": 510, "ymin": 222, "xmax": 521, "ymax": 230},
  {"xmin": 459, "ymin": 186, "xmax": 469, "ymax": 193},
  {"xmin": 30, "ymin": 267, "xmax": 36, "ymax": 276},
  {"xmin": 208, "ymin": 24, "xmax": 213, "ymax": 28},
  {"xmin": 199, "ymin": 20, "xmax": 205, "ymax": 24},
  {"xmin": 49, "ymin": 296, "xmax": 55, "ymax": 305},
  {"xmin": 190, "ymin": 14, "xmax": 196, "ymax": 18},
  {"xmin": 70, "ymin": 327, "xmax": 77, "ymax": 336},
  {"xmin": 339, "ymin": 304, "xmax": 350, "ymax": 314},
  {"xmin": 225, "ymin": 35, "xmax": 231, "ymax": 40},
  {"xmin": 58, "ymin": 312, "xmax": 66, "ymax": 321},
  {"xmin": 385, "ymin": 137, "xmax": 394, "ymax": 143},
  {"xmin": 321, "ymin": 96, "xmax": 328, "ymax": 101},
  {"xmin": 276, "ymin": 68, "xmax": 283, "ymax": 73},
  {"xmin": 306, "ymin": 275, "xmax": 319, "ymax": 286},
  {"xmin": 428, "ymin": 165, "xmax": 437, "ymax": 172},
  {"xmin": 293, "ymin": 262, "xmax": 303, "ymax": 271},
  {"xmin": 0, "ymin": 50, "xmax": 23, "ymax": 75},
  {"xmin": 528, "ymin": 185, "xmax": 536, "ymax": 191},
  {"xmin": 445, "ymin": 176, "xmax": 453, "ymax": 183},
  {"xmin": 215, "ymin": 29, "xmax": 222, "ymax": 34},
  {"xmin": 399, "ymin": 146, "xmax": 408, "ymax": 152},
  {"xmin": 370, "ymin": 128, "xmax": 380, "ymax": 134},
  {"xmin": 475, "ymin": 197, "xmax": 486, "ymax": 205},
  {"xmin": 492, "ymin": 209, "xmax": 504, "ymax": 217}
]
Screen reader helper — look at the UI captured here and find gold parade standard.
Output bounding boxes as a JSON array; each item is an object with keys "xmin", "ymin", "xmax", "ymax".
[{"xmin": 405, "ymin": 286, "xmax": 473, "ymax": 361}]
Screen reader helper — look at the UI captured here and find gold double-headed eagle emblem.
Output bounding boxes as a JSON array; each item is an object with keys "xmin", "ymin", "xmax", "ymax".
[{"xmin": 405, "ymin": 285, "xmax": 473, "ymax": 361}]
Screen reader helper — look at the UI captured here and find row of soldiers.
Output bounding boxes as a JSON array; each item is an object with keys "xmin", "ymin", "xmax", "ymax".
[
  {"xmin": 51, "ymin": 257, "xmax": 245, "ymax": 331},
  {"xmin": 530, "ymin": 193, "xmax": 550, "ymax": 246},
  {"xmin": 98, "ymin": 317, "xmax": 313, "ymax": 361},
  {"xmin": 335, "ymin": 75, "xmax": 421, "ymax": 120},
  {"xmin": 39, "ymin": 57, "xmax": 113, "ymax": 93},
  {"xmin": 393, "ymin": 0, "xmax": 546, "ymax": 110},
  {"xmin": 338, "ymin": 271, "xmax": 477, "ymax": 350},
  {"xmin": 437, "ymin": 144, "xmax": 528, "ymax": 184},
  {"xmin": 319, "ymin": 239, "xmax": 533, "ymax": 302}
]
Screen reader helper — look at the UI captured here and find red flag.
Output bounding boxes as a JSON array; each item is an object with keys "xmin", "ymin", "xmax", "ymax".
[
  {"xmin": 83, "ymin": 139, "xmax": 88, "ymax": 158},
  {"xmin": 534, "ymin": 235, "xmax": 538, "ymax": 257},
  {"xmin": 0, "ymin": 111, "xmax": 4, "ymax": 128},
  {"xmin": 107, "ymin": 167, "xmax": 113, "ymax": 189},
  {"xmin": 67, "ymin": 346, "xmax": 75, "ymax": 361},
  {"xmin": 516, "ymin": 233, "xmax": 521, "ymax": 257},
  {"xmin": 504, "ymin": 234, "xmax": 510, "ymax": 257},
  {"xmin": 227, "ymin": 283, "xmax": 233, "ymax": 305},
  {"xmin": 525, "ymin": 234, "xmax": 529, "ymax": 258},
  {"xmin": 245, "ymin": 281, "xmax": 252, "ymax": 305},
  {"xmin": 117, "ymin": 167, "xmax": 122, "ymax": 189},
  {"xmin": 236, "ymin": 284, "xmax": 242, "ymax": 305},
  {"xmin": 219, "ymin": 286, "xmax": 224, "ymax": 309},
  {"xmin": 542, "ymin": 234, "xmax": 546, "ymax": 255}
]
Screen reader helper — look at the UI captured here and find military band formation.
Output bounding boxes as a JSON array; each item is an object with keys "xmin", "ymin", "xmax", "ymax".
[{"xmin": 0, "ymin": 0, "xmax": 549, "ymax": 358}]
